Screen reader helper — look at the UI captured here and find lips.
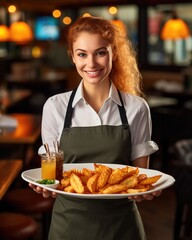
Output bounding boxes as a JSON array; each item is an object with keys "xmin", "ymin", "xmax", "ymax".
[{"xmin": 86, "ymin": 70, "xmax": 101, "ymax": 77}]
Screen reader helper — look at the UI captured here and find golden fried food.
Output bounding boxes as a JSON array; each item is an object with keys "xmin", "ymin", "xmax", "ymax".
[
  {"xmin": 108, "ymin": 168, "xmax": 127, "ymax": 185},
  {"xmin": 120, "ymin": 176, "xmax": 138, "ymax": 188},
  {"xmin": 140, "ymin": 175, "xmax": 162, "ymax": 185},
  {"xmin": 87, "ymin": 173, "xmax": 100, "ymax": 193},
  {"xmin": 97, "ymin": 167, "xmax": 112, "ymax": 189},
  {"xmin": 137, "ymin": 174, "xmax": 147, "ymax": 183},
  {"xmin": 100, "ymin": 184, "xmax": 128, "ymax": 194},
  {"xmin": 80, "ymin": 175, "xmax": 89, "ymax": 185},
  {"xmin": 64, "ymin": 185, "xmax": 75, "ymax": 193},
  {"xmin": 61, "ymin": 177, "xmax": 70, "ymax": 188},
  {"xmin": 60, "ymin": 164, "xmax": 162, "ymax": 195},
  {"xmin": 125, "ymin": 167, "xmax": 139, "ymax": 178},
  {"xmin": 82, "ymin": 168, "xmax": 94, "ymax": 178},
  {"xmin": 70, "ymin": 173, "xmax": 85, "ymax": 194},
  {"xmin": 127, "ymin": 188, "xmax": 148, "ymax": 194},
  {"xmin": 64, "ymin": 168, "xmax": 82, "ymax": 178}
]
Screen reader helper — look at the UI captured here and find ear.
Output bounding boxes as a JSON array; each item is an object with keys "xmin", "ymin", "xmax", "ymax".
[{"xmin": 71, "ymin": 55, "xmax": 76, "ymax": 64}]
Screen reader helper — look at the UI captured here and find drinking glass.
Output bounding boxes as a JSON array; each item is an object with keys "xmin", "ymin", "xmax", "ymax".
[
  {"xmin": 41, "ymin": 150, "xmax": 64, "ymax": 180},
  {"xmin": 41, "ymin": 153, "xmax": 56, "ymax": 179},
  {"xmin": 55, "ymin": 150, "xmax": 64, "ymax": 181}
]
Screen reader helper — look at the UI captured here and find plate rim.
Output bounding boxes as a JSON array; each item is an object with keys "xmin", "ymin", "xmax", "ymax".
[{"xmin": 21, "ymin": 163, "xmax": 175, "ymax": 199}]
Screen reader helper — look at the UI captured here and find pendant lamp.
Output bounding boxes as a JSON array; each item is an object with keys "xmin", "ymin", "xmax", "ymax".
[
  {"xmin": 160, "ymin": 12, "xmax": 191, "ymax": 64},
  {"xmin": 0, "ymin": 25, "xmax": 10, "ymax": 42},
  {"xmin": 9, "ymin": 21, "xmax": 33, "ymax": 44},
  {"xmin": 161, "ymin": 14, "xmax": 190, "ymax": 40}
]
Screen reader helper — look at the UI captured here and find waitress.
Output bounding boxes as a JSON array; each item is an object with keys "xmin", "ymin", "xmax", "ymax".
[{"xmin": 30, "ymin": 16, "xmax": 160, "ymax": 240}]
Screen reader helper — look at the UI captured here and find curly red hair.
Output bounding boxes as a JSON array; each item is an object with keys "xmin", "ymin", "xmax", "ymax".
[{"xmin": 66, "ymin": 16, "xmax": 142, "ymax": 96}]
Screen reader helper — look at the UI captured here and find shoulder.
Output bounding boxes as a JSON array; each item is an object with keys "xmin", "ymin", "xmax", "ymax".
[
  {"xmin": 120, "ymin": 92, "xmax": 150, "ymax": 112},
  {"xmin": 48, "ymin": 90, "xmax": 72, "ymax": 103},
  {"xmin": 44, "ymin": 90, "xmax": 72, "ymax": 107},
  {"xmin": 42, "ymin": 90, "xmax": 73, "ymax": 115}
]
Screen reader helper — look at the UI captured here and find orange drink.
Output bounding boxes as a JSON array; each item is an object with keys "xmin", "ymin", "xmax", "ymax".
[{"xmin": 41, "ymin": 154, "xmax": 56, "ymax": 179}]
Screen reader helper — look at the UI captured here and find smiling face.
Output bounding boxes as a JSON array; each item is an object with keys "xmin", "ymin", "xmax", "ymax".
[{"xmin": 72, "ymin": 32, "xmax": 113, "ymax": 88}]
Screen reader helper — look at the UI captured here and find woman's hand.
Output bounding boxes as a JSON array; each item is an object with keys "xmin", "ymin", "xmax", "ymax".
[
  {"xmin": 128, "ymin": 190, "xmax": 162, "ymax": 202},
  {"xmin": 29, "ymin": 183, "xmax": 57, "ymax": 198},
  {"xmin": 130, "ymin": 156, "xmax": 162, "ymax": 202}
]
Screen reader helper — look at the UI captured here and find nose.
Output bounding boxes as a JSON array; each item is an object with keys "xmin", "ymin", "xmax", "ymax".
[{"xmin": 87, "ymin": 55, "xmax": 96, "ymax": 68}]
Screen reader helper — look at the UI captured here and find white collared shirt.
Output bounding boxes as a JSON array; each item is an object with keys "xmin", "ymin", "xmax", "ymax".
[{"xmin": 39, "ymin": 81, "xmax": 158, "ymax": 161}]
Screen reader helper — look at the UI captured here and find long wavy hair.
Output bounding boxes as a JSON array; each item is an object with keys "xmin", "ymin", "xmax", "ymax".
[{"xmin": 66, "ymin": 16, "xmax": 142, "ymax": 96}]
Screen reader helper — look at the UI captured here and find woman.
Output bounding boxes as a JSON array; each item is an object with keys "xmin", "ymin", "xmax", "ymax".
[{"xmin": 30, "ymin": 16, "xmax": 160, "ymax": 239}]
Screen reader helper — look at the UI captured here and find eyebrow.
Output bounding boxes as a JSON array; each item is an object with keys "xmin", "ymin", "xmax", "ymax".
[{"xmin": 75, "ymin": 47, "xmax": 107, "ymax": 52}]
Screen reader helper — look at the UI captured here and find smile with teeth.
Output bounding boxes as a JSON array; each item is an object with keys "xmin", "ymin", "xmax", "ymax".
[{"xmin": 86, "ymin": 70, "xmax": 101, "ymax": 76}]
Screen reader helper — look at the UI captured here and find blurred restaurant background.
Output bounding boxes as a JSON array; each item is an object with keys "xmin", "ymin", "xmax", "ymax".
[{"xmin": 0, "ymin": 0, "xmax": 192, "ymax": 239}]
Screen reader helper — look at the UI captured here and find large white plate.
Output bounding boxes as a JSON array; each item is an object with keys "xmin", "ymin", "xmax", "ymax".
[{"xmin": 21, "ymin": 163, "xmax": 175, "ymax": 199}]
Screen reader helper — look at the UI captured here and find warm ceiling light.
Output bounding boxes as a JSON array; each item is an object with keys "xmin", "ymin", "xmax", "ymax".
[
  {"xmin": 9, "ymin": 21, "xmax": 33, "ymax": 44},
  {"xmin": 32, "ymin": 46, "xmax": 42, "ymax": 58},
  {"xmin": 161, "ymin": 17, "xmax": 190, "ymax": 40},
  {"xmin": 109, "ymin": 6, "xmax": 118, "ymax": 15},
  {"xmin": 8, "ymin": 5, "xmax": 16, "ymax": 13},
  {"xmin": 62, "ymin": 17, "xmax": 72, "ymax": 25},
  {"xmin": 82, "ymin": 13, "xmax": 91, "ymax": 17},
  {"xmin": 52, "ymin": 9, "xmax": 61, "ymax": 18},
  {"xmin": 0, "ymin": 25, "xmax": 10, "ymax": 41}
]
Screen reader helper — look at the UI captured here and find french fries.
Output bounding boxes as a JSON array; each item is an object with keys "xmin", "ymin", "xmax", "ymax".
[{"xmin": 60, "ymin": 164, "xmax": 162, "ymax": 195}]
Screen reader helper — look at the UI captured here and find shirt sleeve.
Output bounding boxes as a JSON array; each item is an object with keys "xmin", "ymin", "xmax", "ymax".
[
  {"xmin": 130, "ymin": 98, "xmax": 159, "ymax": 160},
  {"xmin": 38, "ymin": 95, "xmax": 67, "ymax": 154}
]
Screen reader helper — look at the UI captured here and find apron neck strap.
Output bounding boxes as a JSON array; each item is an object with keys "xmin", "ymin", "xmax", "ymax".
[
  {"xmin": 64, "ymin": 88, "xmax": 77, "ymax": 129},
  {"xmin": 117, "ymin": 90, "xmax": 128, "ymax": 125}
]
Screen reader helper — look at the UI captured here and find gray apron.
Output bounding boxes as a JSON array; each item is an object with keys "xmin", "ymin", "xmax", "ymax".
[{"xmin": 48, "ymin": 89, "xmax": 146, "ymax": 240}]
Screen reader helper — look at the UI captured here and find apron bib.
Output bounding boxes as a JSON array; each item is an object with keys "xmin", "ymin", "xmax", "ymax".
[{"xmin": 48, "ymin": 89, "xmax": 146, "ymax": 240}]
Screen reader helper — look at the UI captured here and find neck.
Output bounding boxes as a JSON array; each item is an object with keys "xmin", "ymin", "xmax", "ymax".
[{"xmin": 83, "ymin": 80, "xmax": 110, "ymax": 113}]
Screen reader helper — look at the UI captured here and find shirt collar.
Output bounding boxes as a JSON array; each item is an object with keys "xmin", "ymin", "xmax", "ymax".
[
  {"xmin": 72, "ymin": 80, "xmax": 122, "ymax": 107},
  {"xmin": 72, "ymin": 81, "xmax": 85, "ymax": 107},
  {"xmin": 109, "ymin": 82, "xmax": 122, "ymax": 106}
]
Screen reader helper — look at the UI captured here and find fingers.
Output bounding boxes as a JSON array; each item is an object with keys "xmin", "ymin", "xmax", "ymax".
[
  {"xmin": 29, "ymin": 183, "xmax": 35, "ymax": 189},
  {"xmin": 152, "ymin": 190, "xmax": 162, "ymax": 197},
  {"xmin": 29, "ymin": 183, "xmax": 56, "ymax": 198},
  {"xmin": 128, "ymin": 190, "xmax": 162, "ymax": 202},
  {"xmin": 42, "ymin": 189, "xmax": 52, "ymax": 198},
  {"xmin": 51, "ymin": 192, "xmax": 57, "ymax": 198}
]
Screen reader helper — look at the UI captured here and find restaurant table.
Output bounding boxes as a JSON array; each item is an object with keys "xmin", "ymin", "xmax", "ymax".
[
  {"xmin": 0, "ymin": 113, "xmax": 41, "ymax": 169},
  {"xmin": 6, "ymin": 76, "xmax": 67, "ymax": 98},
  {"xmin": 4, "ymin": 90, "xmax": 32, "ymax": 110},
  {"xmin": 0, "ymin": 88, "xmax": 32, "ymax": 114},
  {"xmin": 148, "ymin": 88, "xmax": 192, "ymax": 107},
  {"xmin": 0, "ymin": 159, "xmax": 22, "ymax": 200}
]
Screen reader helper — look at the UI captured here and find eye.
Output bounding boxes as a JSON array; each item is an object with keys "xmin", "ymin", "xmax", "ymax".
[
  {"xmin": 78, "ymin": 52, "xmax": 87, "ymax": 58},
  {"xmin": 96, "ymin": 50, "xmax": 107, "ymax": 56}
]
